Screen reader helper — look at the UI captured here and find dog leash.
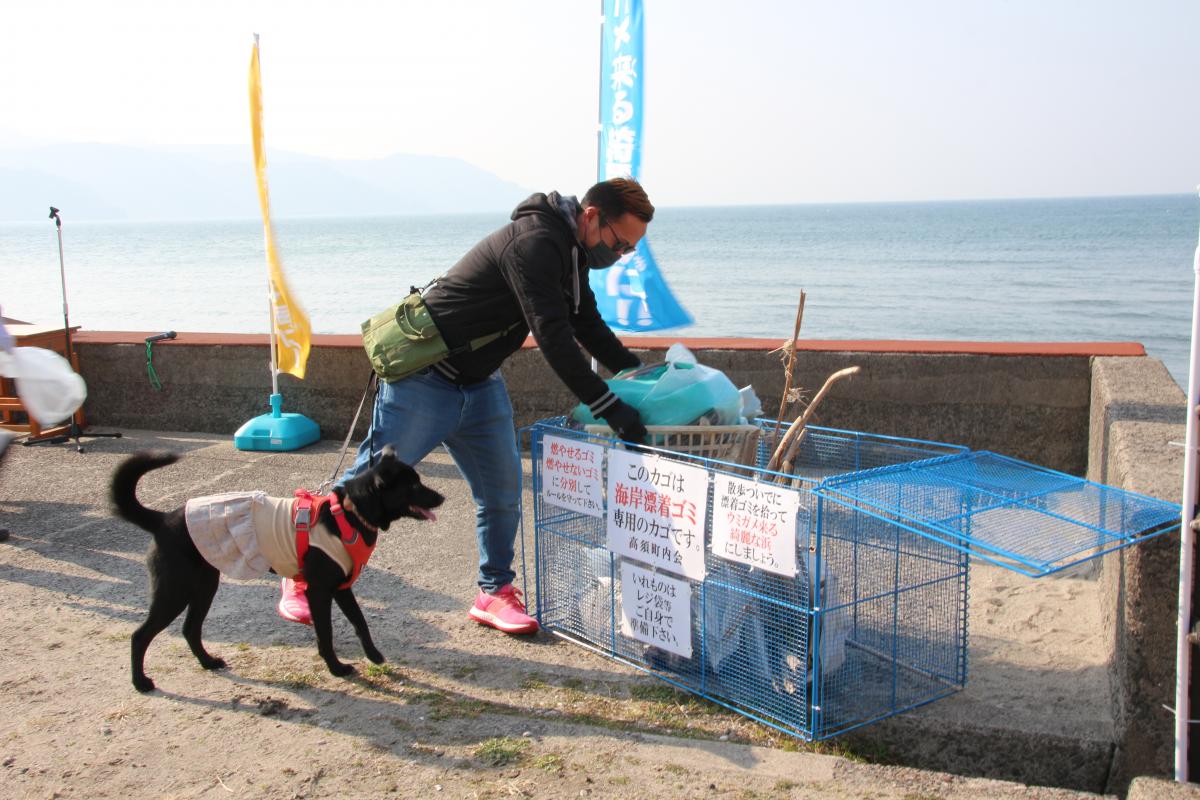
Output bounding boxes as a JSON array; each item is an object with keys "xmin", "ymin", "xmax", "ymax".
[{"xmin": 317, "ymin": 369, "xmax": 378, "ymax": 496}]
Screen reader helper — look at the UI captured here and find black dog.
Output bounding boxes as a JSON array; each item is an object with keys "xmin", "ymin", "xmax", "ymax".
[{"xmin": 110, "ymin": 447, "xmax": 444, "ymax": 692}]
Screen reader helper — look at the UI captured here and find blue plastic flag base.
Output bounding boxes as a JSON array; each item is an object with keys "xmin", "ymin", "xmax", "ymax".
[{"xmin": 234, "ymin": 393, "xmax": 320, "ymax": 452}]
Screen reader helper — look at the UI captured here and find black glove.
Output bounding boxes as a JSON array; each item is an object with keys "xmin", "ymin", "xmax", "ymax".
[
  {"xmin": 612, "ymin": 359, "xmax": 643, "ymax": 379},
  {"xmin": 600, "ymin": 398, "xmax": 648, "ymax": 444}
]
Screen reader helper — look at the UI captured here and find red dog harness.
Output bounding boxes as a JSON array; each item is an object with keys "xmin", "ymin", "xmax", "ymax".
[{"xmin": 292, "ymin": 489, "xmax": 376, "ymax": 590}]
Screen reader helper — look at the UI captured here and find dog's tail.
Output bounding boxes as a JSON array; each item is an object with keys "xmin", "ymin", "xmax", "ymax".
[{"xmin": 110, "ymin": 450, "xmax": 180, "ymax": 535}]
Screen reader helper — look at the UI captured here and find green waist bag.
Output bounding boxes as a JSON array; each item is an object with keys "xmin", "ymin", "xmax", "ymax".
[{"xmin": 361, "ymin": 291, "xmax": 515, "ymax": 383}]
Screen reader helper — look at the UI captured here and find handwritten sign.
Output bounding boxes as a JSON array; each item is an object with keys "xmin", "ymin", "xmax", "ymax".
[
  {"xmin": 606, "ymin": 448, "xmax": 708, "ymax": 580},
  {"xmin": 541, "ymin": 435, "xmax": 605, "ymax": 518},
  {"xmin": 620, "ymin": 560, "xmax": 692, "ymax": 659},
  {"xmin": 711, "ymin": 474, "xmax": 801, "ymax": 577}
]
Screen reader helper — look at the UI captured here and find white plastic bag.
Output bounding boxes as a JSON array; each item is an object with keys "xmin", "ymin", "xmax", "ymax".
[
  {"xmin": 738, "ymin": 385, "xmax": 763, "ymax": 420},
  {"xmin": 0, "ymin": 346, "xmax": 87, "ymax": 426}
]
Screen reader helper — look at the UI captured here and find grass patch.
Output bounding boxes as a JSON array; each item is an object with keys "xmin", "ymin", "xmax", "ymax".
[
  {"xmin": 428, "ymin": 698, "xmax": 493, "ymax": 721},
  {"xmin": 364, "ymin": 662, "xmax": 398, "ymax": 680},
  {"xmin": 261, "ymin": 669, "xmax": 322, "ymax": 690},
  {"xmin": 629, "ymin": 684, "xmax": 686, "ymax": 703},
  {"xmin": 531, "ymin": 753, "xmax": 564, "ymax": 773},
  {"xmin": 361, "ymin": 667, "xmax": 886, "ymax": 760},
  {"xmin": 662, "ymin": 763, "xmax": 689, "ymax": 776},
  {"xmin": 403, "ymin": 688, "xmax": 505, "ymax": 721},
  {"xmin": 520, "ymin": 673, "xmax": 552, "ymax": 691},
  {"xmin": 406, "ymin": 690, "xmax": 446, "ymax": 704},
  {"xmin": 473, "ymin": 737, "xmax": 529, "ymax": 767},
  {"xmin": 814, "ymin": 736, "xmax": 895, "ymax": 764},
  {"xmin": 774, "ymin": 779, "xmax": 798, "ymax": 791}
]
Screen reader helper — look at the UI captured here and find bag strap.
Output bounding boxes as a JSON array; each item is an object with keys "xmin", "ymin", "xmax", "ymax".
[
  {"xmin": 447, "ymin": 324, "xmax": 522, "ymax": 358},
  {"xmin": 415, "ymin": 278, "xmax": 522, "ymax": 358},
  {"xmin": 412, "ymin": 281, "xmax": 520, "ymax": 357}
]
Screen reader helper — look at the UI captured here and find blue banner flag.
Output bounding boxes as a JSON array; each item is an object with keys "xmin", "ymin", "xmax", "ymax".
[{"xmin": 592, "ymin": 0, "xmax": 692, "ymax": 332}]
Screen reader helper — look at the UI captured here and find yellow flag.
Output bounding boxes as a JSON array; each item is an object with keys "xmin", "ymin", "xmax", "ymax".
[{"xmin": 248, "ymin": 38, "xmax": 311, "ymax": 379}]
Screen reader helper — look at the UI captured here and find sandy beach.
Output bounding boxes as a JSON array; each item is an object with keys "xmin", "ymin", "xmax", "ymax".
[{"xmin": 0, "ymin": 430, "xmax": 1131, "ymax": 797}]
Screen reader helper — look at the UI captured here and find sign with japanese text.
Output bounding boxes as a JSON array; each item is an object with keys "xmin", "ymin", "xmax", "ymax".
[
  {"xmin": 711, "ymin": 475, "xmax": 802, "ymax": 577},
  {"xmin": 591, "ymin": 0, "xmax": 692, "ymax": 332},
  {"xmin": 541, "ymin": 435, "xmax": 606, "ymax": 518},
  {"xmin": 619, "ymin": 560, "xmax": 692, "ymax": 659},
  {"xmin": 606, "ymin": 448, "xmax": 708, "ymax": 580}
]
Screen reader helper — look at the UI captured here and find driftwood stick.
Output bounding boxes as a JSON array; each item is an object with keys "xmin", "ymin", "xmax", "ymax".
[
  {"xmin": 768, "ymin": 366, "xmax": 860, "ymax": 474},
  {"xmin": 767, "ymin": 292, "xmax": 806, "ymax": 457},
  {"xmin": 767, "ymin": 412, "xmax": 806, "ymax": 474},
  {"xmin": 780, "ymin": 366, "xmax": 861, "ymax": 474}
]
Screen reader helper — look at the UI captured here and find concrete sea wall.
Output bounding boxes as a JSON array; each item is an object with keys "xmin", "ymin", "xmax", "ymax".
[{"xmin": 74, "ymin": 333, "xmax": 1131, "ymax": 473}]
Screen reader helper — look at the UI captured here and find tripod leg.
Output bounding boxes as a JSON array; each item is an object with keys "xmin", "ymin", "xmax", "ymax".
[{"xmin": 23, "ymin": 417, "xmax": 121, "ymax": 450}]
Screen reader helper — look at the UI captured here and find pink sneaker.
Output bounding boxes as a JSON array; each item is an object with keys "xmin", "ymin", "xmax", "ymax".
[
  {"xmin": 468, "ymin": 585, "xmax": 538, "ymax": 635},
  {"xmin": 277, "ymin": 577, "xmax": 312, "ymax": 626}
]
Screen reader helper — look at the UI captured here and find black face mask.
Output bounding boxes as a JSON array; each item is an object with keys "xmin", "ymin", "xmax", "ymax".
[{"xmin": 586, "ymin": 240, "xmax": 622, "ymax": 268}]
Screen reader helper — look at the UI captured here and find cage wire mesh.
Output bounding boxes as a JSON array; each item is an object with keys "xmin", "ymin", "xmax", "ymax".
[{"xmin": 522, "ymin": 417, "xmax": 1179, "ymax": 740}]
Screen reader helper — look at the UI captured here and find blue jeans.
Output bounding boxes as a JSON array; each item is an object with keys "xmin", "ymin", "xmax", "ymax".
[{"xmin": 339, "ymin": 369, "xmax": 521, "ymax": 593}]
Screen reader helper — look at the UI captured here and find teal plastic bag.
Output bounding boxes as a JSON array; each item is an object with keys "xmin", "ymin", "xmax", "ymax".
[{"xmin": 571, "ymin": 345, "xmax": 742, "ymax": 426}]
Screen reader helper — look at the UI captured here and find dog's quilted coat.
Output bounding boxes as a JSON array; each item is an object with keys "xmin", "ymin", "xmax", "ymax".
[{"xmin": 183, "ymin": 492, "xmax": 353, "ymax": 580}]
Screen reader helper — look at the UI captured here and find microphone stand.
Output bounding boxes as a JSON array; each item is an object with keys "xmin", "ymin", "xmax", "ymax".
[{"xmin": 24, "ymin": 206, "xmax": 122, "ymax": 452}]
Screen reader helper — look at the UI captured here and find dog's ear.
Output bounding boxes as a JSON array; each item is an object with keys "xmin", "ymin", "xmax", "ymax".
[{"xmin": 372, "ymin": 445, "xmax": 403, "ymax": 490}]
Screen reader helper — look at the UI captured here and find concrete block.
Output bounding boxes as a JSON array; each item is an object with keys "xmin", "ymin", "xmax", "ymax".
[
  {"xmin": 1089, "ymin": 356, "xmax": 1186, "ymax": 485},
  {"xmin": 851, "ymin": 715, "xmax": 1113, "ymax": 793},
  {"xmin": 1128, "ymin": 776, "xmax": 1200, "ymax": 800},
  {"xmin": 1087, "ymin": 353, "xmax": 1186, "ymax": 794}
]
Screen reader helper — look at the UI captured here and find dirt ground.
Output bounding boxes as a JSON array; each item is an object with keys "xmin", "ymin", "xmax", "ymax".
[{"xmin": 0, "ymin": 430, "xmax": 1114, "ymax": 799}]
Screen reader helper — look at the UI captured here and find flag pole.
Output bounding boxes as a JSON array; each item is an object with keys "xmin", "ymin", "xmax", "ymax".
[
  {"xmin": 266, "ymin": 284, "xmax": 280, "ymax": 400},
  {"xmin": 234, "ymin": 32, "xmax": 319, "ymax": 451},
  {"xmin": 591, "ymin": 1, "xmax": 605, "ymax": 375},
  {"xmin": 260, "ymin": 36, "xmax": 282, "ymax": 404},
  {"xmin": 1175, "ymin": 188, "xmax": 1200, "ymax": 781},
  {"xmin": 596, "ymin": 0, "xmax": 605, "ymax": 182}
]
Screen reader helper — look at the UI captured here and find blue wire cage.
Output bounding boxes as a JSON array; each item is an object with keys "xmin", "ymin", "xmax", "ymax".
[{"xmin": 522, "ymin": 418, "xmax": 1179, "ymax": 740}]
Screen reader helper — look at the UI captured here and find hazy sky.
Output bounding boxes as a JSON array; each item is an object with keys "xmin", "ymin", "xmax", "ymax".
[{"xmin": 2, "ymin": 0, "xmax": 1197, "ymax": 207}]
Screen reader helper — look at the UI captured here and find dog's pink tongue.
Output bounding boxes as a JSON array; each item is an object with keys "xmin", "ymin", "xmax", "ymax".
[{"xmin": 412, "ymin": 505, "xmax": 437, "ymax": 522}]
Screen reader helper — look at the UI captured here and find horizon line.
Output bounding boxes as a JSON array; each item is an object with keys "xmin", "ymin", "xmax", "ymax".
[{"xmin": 0, "ymin": 190, "xmax": 1193, "ymax": 226}]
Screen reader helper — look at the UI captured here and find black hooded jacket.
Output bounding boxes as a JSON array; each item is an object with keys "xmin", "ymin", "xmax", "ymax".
[{"xmin": 421, "ymin": 192, "xmax": 639, "ymax": 414}]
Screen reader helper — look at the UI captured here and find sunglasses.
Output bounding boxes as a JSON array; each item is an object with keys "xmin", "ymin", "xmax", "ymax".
[{"xmin": 601, "ymin": 217, "xmax": 636, "ymax": 256}]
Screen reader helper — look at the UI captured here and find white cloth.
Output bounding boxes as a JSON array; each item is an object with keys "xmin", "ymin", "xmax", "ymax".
[
  {"xmin": 0, "ymin": 347, "xmax": 87, "ymax": 426},
  {"xmin": 184, "ymin": 492, "xmax": 353, "ymax": 580}
]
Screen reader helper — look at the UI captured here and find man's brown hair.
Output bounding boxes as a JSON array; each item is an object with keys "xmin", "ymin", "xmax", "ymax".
[{"xmin": 581, "ymin": 177, "xmax": 655, "ymax": 223}]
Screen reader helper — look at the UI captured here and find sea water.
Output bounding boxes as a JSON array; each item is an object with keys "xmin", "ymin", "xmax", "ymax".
[{"xmin": 2, "ymin": 194, "xmax": 1194, "ymax": 386}]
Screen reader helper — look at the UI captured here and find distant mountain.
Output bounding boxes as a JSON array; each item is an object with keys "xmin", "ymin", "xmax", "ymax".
[{"xmin": 0, "ymin": 143, "xmax": 532, "ymax": 222}]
